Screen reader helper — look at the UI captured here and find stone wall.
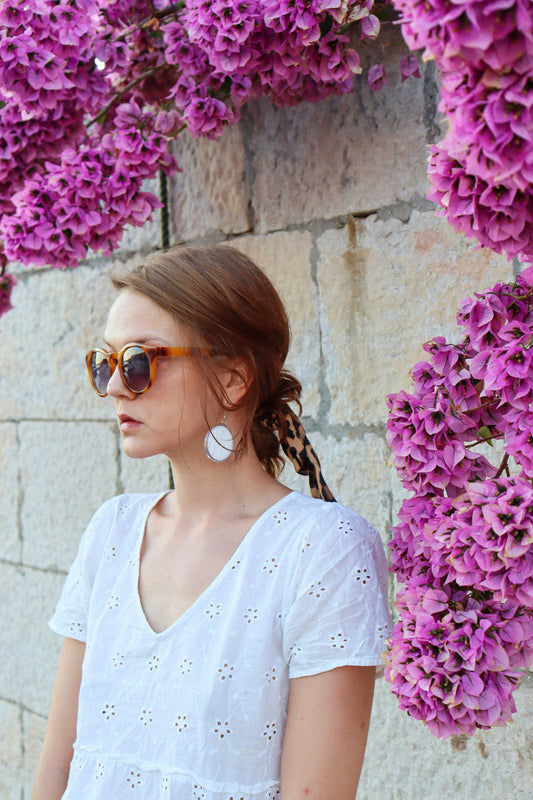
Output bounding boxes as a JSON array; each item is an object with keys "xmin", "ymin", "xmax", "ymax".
[{"xmin": 1, "ymin": 41, "xmax": 532, "ymax": 800}]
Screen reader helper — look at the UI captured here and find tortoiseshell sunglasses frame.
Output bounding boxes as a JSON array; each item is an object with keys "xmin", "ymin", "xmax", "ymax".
[{"xmin": 86, "ymin": 344, "xmax": 213, "ymax": 397}]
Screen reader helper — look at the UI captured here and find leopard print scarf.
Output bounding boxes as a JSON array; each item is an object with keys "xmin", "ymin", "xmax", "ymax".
[{"xmin": 258, "ymin": 404, "xmax": 336, "ymax": 503}]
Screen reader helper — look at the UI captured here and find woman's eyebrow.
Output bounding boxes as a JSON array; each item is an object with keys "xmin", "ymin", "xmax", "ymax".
[{"xmin": 102, "ymin": 336, "xmax": 168, "ymax": 349}]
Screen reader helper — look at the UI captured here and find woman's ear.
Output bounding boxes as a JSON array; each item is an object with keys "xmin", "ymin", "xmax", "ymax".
[{"xmin": 219, "ymin": 357, "xmax": 253, "ymax": 407}]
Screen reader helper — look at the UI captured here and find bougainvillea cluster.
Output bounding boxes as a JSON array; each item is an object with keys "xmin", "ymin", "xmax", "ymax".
[
  {"xmin": 392, "ymin": 0, "xmax": 533, "ymax": 264},
  {"xmin": 0, "ymin": 0, "xmax": 395, "ymax": 299},
  {"xmin": 385, "ymin": 267, "xmax": 533, "ymax": 737}
]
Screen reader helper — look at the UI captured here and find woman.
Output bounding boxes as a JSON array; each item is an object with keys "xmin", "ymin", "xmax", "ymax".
[{"xmin": 32, "ymin": 244, "xmax": 391, "ymax": 800}]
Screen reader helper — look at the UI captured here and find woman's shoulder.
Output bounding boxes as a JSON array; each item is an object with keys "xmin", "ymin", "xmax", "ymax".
[
  {"xmin": 282, "ymin": 490, "xmax": 382, "ymax": 547},
  {"xmin": 90, "ymin": 490, "xmax": 169, "ymax": 521},
  {"xmin": 80, "ymin": 491, "xmax": 168, "ymax": 549}
]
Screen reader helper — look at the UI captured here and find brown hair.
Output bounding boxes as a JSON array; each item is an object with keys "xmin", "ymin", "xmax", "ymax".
[{"xmin": 111, "ymin": 244, "xmax": 302, "ymax": 476}]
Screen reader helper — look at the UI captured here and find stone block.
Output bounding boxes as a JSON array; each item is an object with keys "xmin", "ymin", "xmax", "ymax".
[
  {"xmin": 360, "ymin": 676, "xmax": 533, "ymax": 799},
  {"xmin": 0, "ymin": 423, "xmax": 21, "ymax": 563},
  {"xmin": 23, "ymin": 711, "xmax": 47, "ymax": 799},
  {"xmin": 170, "ymin": 124, "xmax": 249, "ymax": 241},
  {"xmin": 249, "ymin": 56, "xmax": 430, "ymax": 233},
  {"xmin": 0, "ymin": 700, "xmax": 22, "ymax": 800},
  {"xmin": 231, "ymin": 232, "xmax": 321, "ymax": 416},
  {"xmin": 0, "ymin": 263, "xmax": 117, "ymax": 421},
  {"xmin": 309, "ymin": 431, "xmax": 393, "ymax": 542},
  {"xmin": 0, "ymin": 563, "xmax": 63, "ymax": 715},
  {"xmin": 20, "ymin": 421, "xmax": 118, "ymax": 571},
  {"xmin": 120, "ymin": 451, "xmax": 172, "ymax": 495},
  {"xmin": 317, "ymin": 213, "xmax": 514, "ymax": 427}
]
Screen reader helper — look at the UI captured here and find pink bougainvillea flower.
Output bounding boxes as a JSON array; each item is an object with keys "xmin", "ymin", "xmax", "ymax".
[
  {"xmin": 368, "ymin": 62, "xmax": 388, "ymax": 90},
  {"xmin": 400, "ymin": 53, "xmax": 421, "ymax": 81},
  {"xmin": 0, "ymin": 270, "xmax": 17, "ymax": 317},
  {"xmin": 387, "ymin": 270, "xmax": 533, "ymax": 736}
]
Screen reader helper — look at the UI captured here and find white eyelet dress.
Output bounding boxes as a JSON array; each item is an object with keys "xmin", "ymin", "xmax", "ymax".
[{"xmin": 50, "ymin": 490, "xmax": 392, "ymax": 800}]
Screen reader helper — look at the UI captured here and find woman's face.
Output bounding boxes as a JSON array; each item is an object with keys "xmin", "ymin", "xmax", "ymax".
[{"xmin": 103, "ymin": 288, "xmax": 219, "ymax": 463}]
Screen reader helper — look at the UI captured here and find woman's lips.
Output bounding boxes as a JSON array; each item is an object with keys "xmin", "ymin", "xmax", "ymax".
[{"xmin": 118, "ymin": 413, "xmax": 141, "ymax": 432}]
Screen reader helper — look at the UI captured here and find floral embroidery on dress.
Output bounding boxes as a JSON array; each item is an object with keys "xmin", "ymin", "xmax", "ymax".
[
  {"xmin": 288, "ymin": 643, "xmax": 302, "ymax": 659},
  {"xmin": 160, "ymin": 776, "xmax": 170, "ymax": 791},
  {"xmin": 95, "ymin": 761, "xmax": 104, "ymax": 780},
  {"xmin": 244, "ymin": 607, "xmax": 258, "ymax": 623},
  {"xmin": 377, "ymin": 622, "xmax": 392, "ymax": 640},
  {"xmin": 262, "ymin": 557, "xmax": 278, "ymax": 574},
  {"xmin": 300, "ymin": 539, "xmax": 311, "ymax": 554},
  {"xmin": 101, "ymin": 703, "xmax": 115, "ymax": 719},
  {"xmin": 272, "ymin": 510, "xmax": 288, "ymax": 524},
  {"xmin": 69, "ymin": 750, "xmax": 84, "ymax": 774},
  {"xmin": 262, "ymin": 722, "xmax": 277, "ymax": 740},
  {"xmin": 178, "ymin": 658, "xmax": 193, "ymax": 675},
  {"xmin": 205, "ymin": 602, "xmax": 221, "ymax": 619},
  {"xmin": 139, "ymin": 708, "xmax": 153, "ymax": 726},
  {"xmin": 106, "ymin": 545, "xmax": 118, "ymax": 559},
  {"xmin": 307, "ymin": 580, "xmax": 326, "ymax": 598},
  {"xmin": 69, "ymin": 621, "xmax": 83, "ymax": 635},
  {"xmin": 217, "ymin": 662, "xmax": 234, "ymax": 680},
  {"xmin": 112, "ymin": 652, "xmax": 124, "ymax": 667},
  {"xmin": 148, "ymin": 655, "xmax": 160, "ymax": 671},
  {"xmin": 125, "ymin": 770, "xmax": 141, "ymax": 788},
  {"xmin": 265, "ymin": 667, "xmax": 276, "ymax": 683},
  {"xmin": 213, "ymin": 720, "xmax": 231, "ymax": 739},
  {"xmin": 106, "ymin": 594, "xmax": 119, "ymax": 610},
  {"xmin": 338, "ymin": 519, "xmax": 354, "ymax": 535},
  {"xmin": 354, "ymin": 567, "xmax": 371, "ymax": 585},
  {"xmin": 174, "ymin": 715, "xmax": 188, "ymax": 732},
  {"xmin": 330, "ymin": 633, "xmax": 348, "ymax": 649}
]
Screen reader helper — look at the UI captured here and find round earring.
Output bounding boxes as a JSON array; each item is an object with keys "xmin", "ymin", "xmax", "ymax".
[{"xmin": 204, "ymin": 415, "xmax": 235, "ymax": 462}]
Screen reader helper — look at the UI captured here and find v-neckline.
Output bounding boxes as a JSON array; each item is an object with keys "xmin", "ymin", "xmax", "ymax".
[{"xmin": 133, "ymin": 490, "xmax": 295, "ymax": 638}]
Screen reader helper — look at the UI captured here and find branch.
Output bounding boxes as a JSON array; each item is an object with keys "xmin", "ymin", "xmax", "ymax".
[
  {"xmin": 87, "ymin": 67, "xmax": 160, "ymax": 128},
  {"xmin": 116, "ymin": 2, "xmax": 184, "ymax": 42},
  {"xmin": 494, "ymin": 453, "xmax": 510, "ymax": 479}
]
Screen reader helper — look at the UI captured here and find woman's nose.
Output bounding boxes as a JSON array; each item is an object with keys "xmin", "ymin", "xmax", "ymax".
[{"xmin": 106, "ymin": 364, "xmax": 134, "ymax": 398}]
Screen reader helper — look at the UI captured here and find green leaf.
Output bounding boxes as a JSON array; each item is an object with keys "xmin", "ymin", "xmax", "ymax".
[{"xmin": 477, "ymin": 426, "xmax": 493, "ymax": 446}]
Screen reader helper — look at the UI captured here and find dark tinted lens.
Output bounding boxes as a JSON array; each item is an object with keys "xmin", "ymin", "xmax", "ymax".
[
  {"xmin": 122, "ymin": 347, "xmax": 151, "ymax": 392},
  {"xmin": 90, "ymin": 351, "xmax": 112, "ymax": 395}
]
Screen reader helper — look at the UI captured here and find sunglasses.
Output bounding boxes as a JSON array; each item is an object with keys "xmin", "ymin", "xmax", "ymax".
[{"xmin": 86, "ymin": 344, "xmax": 213, "ymax": 397}]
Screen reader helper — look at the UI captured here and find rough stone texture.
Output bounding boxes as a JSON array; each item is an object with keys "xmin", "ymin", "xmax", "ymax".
[
  {"xmin": 359, "ymin": 676, "xmax": 533, "ymax": 800},
  {"xmin": 0, "ymin": 563, "xmax": 63, "ymax": 716},
  {"xmin": 231, "ymin": 231, "xmax": 321, "ymax": 416},
  {"xmin": 310, "ymin": 430, "xmax": 392, "ymax": 540},
  {"xmin": 0, "ymin": 700, "xmax": 22, "ymax": 800},
  {"xmin": 0, "ymin": 423, "xmax": 20, "ymax": 563},
  {"xmin": 0, "ymin": 264, "xmax": 117, "ymax": 422},
  {"xmin": 23, "ymin": 712, "xmax": 47, "ymax": 800},
  {"xmin": 250, "ymin": 56, "xmax": 431, "ymax": 233},
  {"xmin": 20, "ymin": 421, "xmax": 118, "ymax": 571},
  {"xmin": 317, "ymin": 213, "xmax": 514, "ymax": 427},
  {"xmin": 170, "ymin": 124, "xmax": 250, "ymax": 242}
]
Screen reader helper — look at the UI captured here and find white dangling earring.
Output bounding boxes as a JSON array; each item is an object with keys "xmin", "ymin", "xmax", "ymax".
[{"xmin": 204, "ymin": 414, "xmax": 235, "ymax": 462}]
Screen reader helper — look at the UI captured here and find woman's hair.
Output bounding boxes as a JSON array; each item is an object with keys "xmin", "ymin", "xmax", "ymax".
[{"xmin": 111, "ymin": 244, "xmax": 302, "ymax": 476}]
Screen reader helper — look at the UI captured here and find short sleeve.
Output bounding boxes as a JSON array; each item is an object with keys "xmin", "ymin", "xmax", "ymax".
[
  {"xmin": 282, "ymin": 506, "xmax": 392, "ymax": 679},
  {"xmin": 49, "ymin": 498, "xmax": 119, "ymax": 641}
]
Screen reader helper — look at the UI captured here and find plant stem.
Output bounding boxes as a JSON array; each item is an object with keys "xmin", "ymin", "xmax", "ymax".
[
  {"xmin": 494, "ymin": 453, "xmax": 510, "ymax": 479},
  {"xmin": 87, "ymin": 67, "xmax": 160, "ymax": 128}
]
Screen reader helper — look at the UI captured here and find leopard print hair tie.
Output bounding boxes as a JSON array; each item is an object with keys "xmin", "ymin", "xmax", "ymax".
[{"xmin": 258, "ymin": 404, "xmax": 336, "ymax": 503}]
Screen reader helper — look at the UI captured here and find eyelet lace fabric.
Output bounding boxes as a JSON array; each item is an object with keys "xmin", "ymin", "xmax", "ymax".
[{"xmin": 50, "ymin": 490, "xmax": 392, "ymax": 799}]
